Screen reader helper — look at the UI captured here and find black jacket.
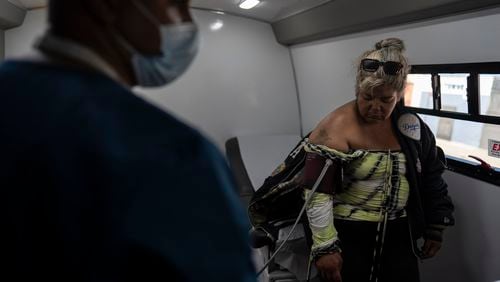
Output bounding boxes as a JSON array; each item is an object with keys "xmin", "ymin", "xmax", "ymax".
[
  {"xmin": 249, "ymin": 104, "xmax": 454, "ymax": 242},
  {"xmin": 392, "ymin": 104, "xmax": 455, "ymax": 239}
]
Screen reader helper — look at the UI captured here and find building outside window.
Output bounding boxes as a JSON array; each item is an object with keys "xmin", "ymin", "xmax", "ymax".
[{"xmin": 403, "ymin": 64, "xmax": 500, "ymax": 184}]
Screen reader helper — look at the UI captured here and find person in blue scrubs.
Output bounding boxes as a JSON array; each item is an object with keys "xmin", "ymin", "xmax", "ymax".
[{"xmin": 0, "ymin": 0, "xmax": 255, "ymax": 281}]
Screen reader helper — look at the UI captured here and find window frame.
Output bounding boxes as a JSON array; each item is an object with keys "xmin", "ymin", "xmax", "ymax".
[{"xmin": 404, "ymin": 62, "xmax": 500, "ymax": 186}]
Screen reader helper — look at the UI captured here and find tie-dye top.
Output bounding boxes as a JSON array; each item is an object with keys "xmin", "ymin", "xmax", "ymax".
[
  {"xmin": 333, "ymin": 150, "xmax": 409, "ymax": 221},
  {"xmin": 303, "ymin": 141, "xmax": 410, "ymax": 250}
]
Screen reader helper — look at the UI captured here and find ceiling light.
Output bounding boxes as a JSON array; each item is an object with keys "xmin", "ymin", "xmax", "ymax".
[
  {"xmin": 239, "ymin": 0, "xmax": 260, "ymax": 10},
  {"xmin": 210, "ymin": 20, "xmax": 224, "ymax": 31}
]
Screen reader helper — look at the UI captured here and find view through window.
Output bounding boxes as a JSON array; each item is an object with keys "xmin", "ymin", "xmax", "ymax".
[{"xmin": 404, "ymin": 69, "xmax": 500, "ymax": 173}]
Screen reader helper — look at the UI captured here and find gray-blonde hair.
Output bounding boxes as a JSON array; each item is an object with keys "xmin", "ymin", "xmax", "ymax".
[{"xmin": 355, "ymin": 38, "xmax": 410, "ymax": 99}]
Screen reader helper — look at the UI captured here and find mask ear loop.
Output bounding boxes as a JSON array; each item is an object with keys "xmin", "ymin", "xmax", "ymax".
[
  {"xmin": 132, "ymin": 0, "xmax": 185, "ymax": 26},
  {"xmin": 109, "ymin": 28, "xmax": 138, "ymax": 56},
  {"xmin": 131, "ymin": 0, "xmax": 162, "ymax": 25},
  {"xmin": 109, "ymin": 2, "xmax": 163, "ymax": 57}
]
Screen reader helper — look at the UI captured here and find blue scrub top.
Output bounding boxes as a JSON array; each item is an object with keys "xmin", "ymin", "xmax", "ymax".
[{"xmin": 0, "ymin": 61, "xmax": 256, "ymax": 281}]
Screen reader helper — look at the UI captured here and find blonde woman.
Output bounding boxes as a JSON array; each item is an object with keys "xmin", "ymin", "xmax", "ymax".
[{"xmin": 303, "ymin": 38, "xmax": 454, "ymax": 282}]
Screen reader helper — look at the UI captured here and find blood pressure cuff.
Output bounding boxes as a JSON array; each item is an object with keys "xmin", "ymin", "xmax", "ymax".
[{"xmin": 303, "ymin": 152, "xmax": 342, "ymax": 194}]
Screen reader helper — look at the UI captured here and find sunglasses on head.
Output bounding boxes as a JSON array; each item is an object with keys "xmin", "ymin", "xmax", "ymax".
[{"xmin": 361, "ymin": 59, "xmax": 403, "ymax": 75}]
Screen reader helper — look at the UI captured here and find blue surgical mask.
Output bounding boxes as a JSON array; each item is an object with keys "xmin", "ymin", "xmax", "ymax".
[{"xmin": 117, "ymin": 1, "xmax": 199, "ymax": 87}]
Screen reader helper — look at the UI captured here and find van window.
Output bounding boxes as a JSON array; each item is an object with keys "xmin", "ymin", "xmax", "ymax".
[{"xmin": 403, "ymin": 63, "xmax": 500, "ymax": 185}]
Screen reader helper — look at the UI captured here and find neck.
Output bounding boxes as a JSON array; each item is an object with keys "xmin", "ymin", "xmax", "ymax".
[
  {"xmin": 50, "ymin": 20, "xmax": 136, "ymax": 86},
  {"xmin": 361, "ymin": 117, "xmax": 391, "ymax": 128}
]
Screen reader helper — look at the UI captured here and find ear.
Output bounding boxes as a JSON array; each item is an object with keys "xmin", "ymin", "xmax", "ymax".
[{"xmin": 82, "ymin": 0, "xmax": 125, "ymax": 26}]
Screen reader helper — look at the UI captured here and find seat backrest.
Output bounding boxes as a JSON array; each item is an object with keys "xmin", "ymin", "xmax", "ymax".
[
  {"xmin": 235, "ymin": 135, "xmax": 301, "ymax": 190},
  {"xmin": 226, "ymin": 135, "xmax": 321, "ymax": 281},
  {"xmin": 226, "ymin": 135, "xmax": 301, "ymax": 193}
]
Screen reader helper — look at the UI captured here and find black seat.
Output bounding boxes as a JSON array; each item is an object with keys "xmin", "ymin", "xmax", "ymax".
[{"xmin": 225, "ymin": 136, "xmax": 315, "ymax": 282}]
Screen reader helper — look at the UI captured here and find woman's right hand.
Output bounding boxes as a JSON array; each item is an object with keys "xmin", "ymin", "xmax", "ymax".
[{"xmin": 315, "ymin": 252, "xmax": 343, "ymax": 282}]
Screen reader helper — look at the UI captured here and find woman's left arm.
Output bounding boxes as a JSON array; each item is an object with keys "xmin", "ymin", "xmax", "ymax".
[{"xmin": 419, "ymin": 122, "xmax": 455, "ymax": 249}]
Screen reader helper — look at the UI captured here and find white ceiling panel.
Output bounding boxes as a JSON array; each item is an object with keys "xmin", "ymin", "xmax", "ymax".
[
  {"xmin": 11, "ymin": 0, "xmax": 332, "ymax": 23},
  {"xmin": 13, "ymin": 0, "xmax": 46, "ymax": 9},
  {"xmin": 191, "ymin": 0, "xmax": 332, "ymax": 22}
]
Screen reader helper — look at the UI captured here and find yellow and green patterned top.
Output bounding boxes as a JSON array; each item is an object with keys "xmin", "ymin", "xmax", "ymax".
[{"xmin": 303, "ymin": 142, "xmax": 410, "ymax": 251}]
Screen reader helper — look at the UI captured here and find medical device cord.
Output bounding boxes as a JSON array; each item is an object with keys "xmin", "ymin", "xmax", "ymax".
[{"xmin": 256, "ymin": 159, "xmax": 334, "ymax": 277}]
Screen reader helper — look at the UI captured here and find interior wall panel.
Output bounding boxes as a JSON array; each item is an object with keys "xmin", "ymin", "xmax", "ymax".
[
  {"xmin": 139, "ymin": 10, "xmax": 301, "ymax": 148},
  {"xmin": 0, "ymin": 0, "xmax": 26, "ymax": 30},
  {"xmin": 291, "ymin": 11, "xmax": 500, "ymax": 133},
  {"xmin": 5, "ymin": 8, "xmax": 46, "ymax": 58},
  {"xmin": 5, "ymin": 9, "xmax": 300, "ymax": 149}
]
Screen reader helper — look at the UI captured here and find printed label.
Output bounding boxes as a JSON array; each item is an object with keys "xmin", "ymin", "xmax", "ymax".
[
  {"xmin": 489, "ymin": 139, "xmax": 500, "ymax": 158},
  {"xmin": 398, "ymin": 114, "xmax": 421, "ymax": 141}
]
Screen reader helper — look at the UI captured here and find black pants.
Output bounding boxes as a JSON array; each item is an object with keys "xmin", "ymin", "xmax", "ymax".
[{"xmin": 324, "ymin": 218, "xmax": 420, "ymax": 282}]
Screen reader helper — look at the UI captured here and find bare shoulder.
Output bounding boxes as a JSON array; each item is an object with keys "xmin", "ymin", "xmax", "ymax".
[{"xmin": 309, "ymin": 101, "xmax": 356, "ymax": 151}]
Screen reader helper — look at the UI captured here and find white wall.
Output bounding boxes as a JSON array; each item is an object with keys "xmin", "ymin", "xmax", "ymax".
[
  {"xmin": 291, "ymin": 10, "xmax": 500, "ymax": 133},
  {"xmin": 290, "ymin": 9, "xmax": 500, "ymax": 282},
  {"xmin": 139, "ymin": 10, "xmax": 300, "ymax": 148},
  {"xmin": 5, "ymin": 8, "xmax": 46, "ymax": 58},
  {"xmin": 5, "ymin": 9, "xmax": 300, "ymax": 149},
  {"xmin": 427, "ymin": 171, "xmax": 500, "ymax": 282}
]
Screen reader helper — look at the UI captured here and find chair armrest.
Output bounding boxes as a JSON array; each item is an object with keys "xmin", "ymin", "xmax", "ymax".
[{"xmin": 249, "ymin": 227, "xmax": 275, "ymax": 248}]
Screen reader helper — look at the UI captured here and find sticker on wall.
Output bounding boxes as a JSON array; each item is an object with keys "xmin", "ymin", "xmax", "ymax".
[{"xmin": 488, "ymin": 139, "xmax": 500, "ymax": 158}]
